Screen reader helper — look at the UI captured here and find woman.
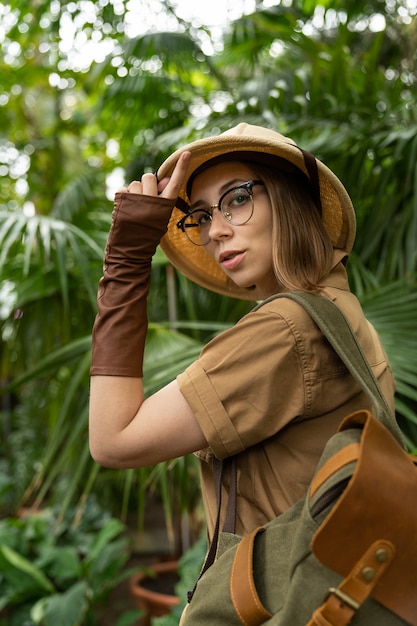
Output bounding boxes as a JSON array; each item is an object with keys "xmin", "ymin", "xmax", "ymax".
[{"xmin": 89, "ymin": 123, "xmax": 396, "ymax": 539}]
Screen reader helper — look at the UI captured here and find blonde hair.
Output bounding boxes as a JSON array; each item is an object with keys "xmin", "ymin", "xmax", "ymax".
[{"xmin": 250, "ymin": 163, "xmax": 334, "ymax": 291}]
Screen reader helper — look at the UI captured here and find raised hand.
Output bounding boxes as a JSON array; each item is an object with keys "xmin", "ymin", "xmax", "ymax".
[{"xmin": 119, "ymin": 150, "xmax": 191, "ymax": 199}]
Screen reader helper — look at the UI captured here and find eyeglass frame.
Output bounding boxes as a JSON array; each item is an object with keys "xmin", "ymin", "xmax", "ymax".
[{"xmin": 176, "ymin": 179, "xmax": 265, "ymax": 246}]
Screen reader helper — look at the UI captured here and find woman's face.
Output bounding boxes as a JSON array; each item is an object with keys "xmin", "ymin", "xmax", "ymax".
[{"xmin": 190, "ymin": 161, "xmax": 279, "ymax": 299}]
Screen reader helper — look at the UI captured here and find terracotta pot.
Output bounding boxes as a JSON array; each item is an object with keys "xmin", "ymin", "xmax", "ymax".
[{"xmin": 129, "ymin": 560, "xmax": 180, "ymax": 626}]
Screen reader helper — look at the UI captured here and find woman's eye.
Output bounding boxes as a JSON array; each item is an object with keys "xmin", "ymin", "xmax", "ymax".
[
  {"xmin": 236, "ymin": 193, "xmax": 248, "ymax": 204},
  {"xmin": 230, "ymin": 190, "xmax": 249, "ymax": 207},
  {"xmin": 197, "ymin": 212, "xmax": 211, "ymax": 226}
]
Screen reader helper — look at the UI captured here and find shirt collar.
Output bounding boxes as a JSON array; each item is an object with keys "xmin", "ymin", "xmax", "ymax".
[{"xmin": 319, "ymin": 249, "xmax": 350, "ymax": 291}]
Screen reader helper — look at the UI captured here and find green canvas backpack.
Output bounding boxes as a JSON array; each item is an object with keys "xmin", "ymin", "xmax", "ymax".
[{"xmin": 180, "ymin": 292, "xmax": 417, "ymax": 626}]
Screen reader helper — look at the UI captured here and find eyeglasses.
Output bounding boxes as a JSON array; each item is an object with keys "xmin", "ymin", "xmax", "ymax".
[{"xmin": 176, "ymin": 180, "xmax": 264, "ymax": 246}]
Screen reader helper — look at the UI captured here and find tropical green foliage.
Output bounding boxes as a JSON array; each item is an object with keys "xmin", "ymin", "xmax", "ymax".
[
  {"xmin": 0, "ymin": 501, "xmax": 134, "ymax": 626},
  {"xmin": 0, "ymin": 0, "xmax": 416, "ymax": 539},
  {"xmin": 153, "ymin": 530, "xmax": 207, "ymax": 626}
]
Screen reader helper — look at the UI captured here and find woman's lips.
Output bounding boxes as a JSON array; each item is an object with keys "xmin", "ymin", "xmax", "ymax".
[{"xmin": 220, "ymin": 250, "xmax": 245, "ymax": 270}]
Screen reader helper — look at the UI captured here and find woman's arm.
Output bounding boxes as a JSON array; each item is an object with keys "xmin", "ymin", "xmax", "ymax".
[
  {"xmin": 89, "ymin": 377, "xmax": 207, "ymax": 468},
  {"xmin": 89, "ymin": 152, "xmax": 207, "ymax": 468}
]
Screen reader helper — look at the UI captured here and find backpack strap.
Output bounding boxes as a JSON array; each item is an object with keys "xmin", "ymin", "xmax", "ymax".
[
  {"xmin": 187, "ymin": 455, "xmax": 237, "ymax": 603},
  {"xmin": 230, "ymin": 527, "xmax": 273, "ymax": 625},
  {"xmin": 309, "ymin": 442, "xmax": 360, "ymax": 500}
]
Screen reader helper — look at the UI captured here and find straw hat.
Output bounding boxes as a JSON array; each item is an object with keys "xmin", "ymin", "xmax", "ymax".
[{"xmin": 158, "ymin": 123, "xmax": 356, "ymax": 300}]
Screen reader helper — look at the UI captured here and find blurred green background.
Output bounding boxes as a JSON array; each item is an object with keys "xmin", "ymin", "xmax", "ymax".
[{"xmin": 1, "ymin": 0, "xmax": 416, "ymax": 537}]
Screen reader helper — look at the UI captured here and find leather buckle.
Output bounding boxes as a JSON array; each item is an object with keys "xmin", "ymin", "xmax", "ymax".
[{"xmin": 325, "ymin": 587, "xmax": 360, "ymax": 611}]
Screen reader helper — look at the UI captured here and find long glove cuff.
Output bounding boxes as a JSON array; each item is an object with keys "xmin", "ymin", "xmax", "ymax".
[{"xmin": 90, "ymin": 193, "xmax": 175, "ymax": 378}]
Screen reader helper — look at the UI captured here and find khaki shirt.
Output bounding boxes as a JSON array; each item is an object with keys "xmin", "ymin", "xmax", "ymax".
[{"xmin": 177, "ymin": 252, "xmax": 396, "ymax": 538}]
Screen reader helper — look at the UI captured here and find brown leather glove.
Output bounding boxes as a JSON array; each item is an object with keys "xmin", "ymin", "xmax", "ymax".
[{"xmin": 90, "ymin": 192, "xmax": 175, "ymax": 377}]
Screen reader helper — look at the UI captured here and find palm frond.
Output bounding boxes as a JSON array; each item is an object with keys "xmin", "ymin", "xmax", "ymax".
[{"xmin": 357, "ymin": 277, "xmax": 417, "ymax": 431}]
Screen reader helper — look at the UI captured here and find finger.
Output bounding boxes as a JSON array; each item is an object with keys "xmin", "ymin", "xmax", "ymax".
[
  {"xmin": 127, "ymin": 181, "xmax": 142, "ymax": 193},
  {"xmin": 161, "ymin": 151, "xmax": 191, "ymax": 199},
  {"xmin": 157, "ymin": 177, "xmax": 170, "ymax": 194},
  {"xmin": 141, "ymin": 172, "xmax": 158, "ymax": 196}
]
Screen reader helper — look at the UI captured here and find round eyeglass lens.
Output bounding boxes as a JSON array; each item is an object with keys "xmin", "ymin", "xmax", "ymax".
[
  {"xmin": 181, "ymin": 183, "xmax": 257, "ymax": 246},
  {"xmin": 220, "ymin": 186, "xmax": 254, "ymax": 225},
  {"xmin": 183, "ymin": 210, "xmax": 212, "ymax": 246}
]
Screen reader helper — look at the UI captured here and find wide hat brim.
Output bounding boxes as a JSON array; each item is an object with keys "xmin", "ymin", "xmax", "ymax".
[{"xmin": 158, "ymin": 123, "xmax": 356, "ymax": 301}]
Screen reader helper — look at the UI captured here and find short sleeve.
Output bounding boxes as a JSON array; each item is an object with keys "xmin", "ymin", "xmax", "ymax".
[{"xmin": 177, "ymin": 302, "xmax": 310, "ymax": 459}]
